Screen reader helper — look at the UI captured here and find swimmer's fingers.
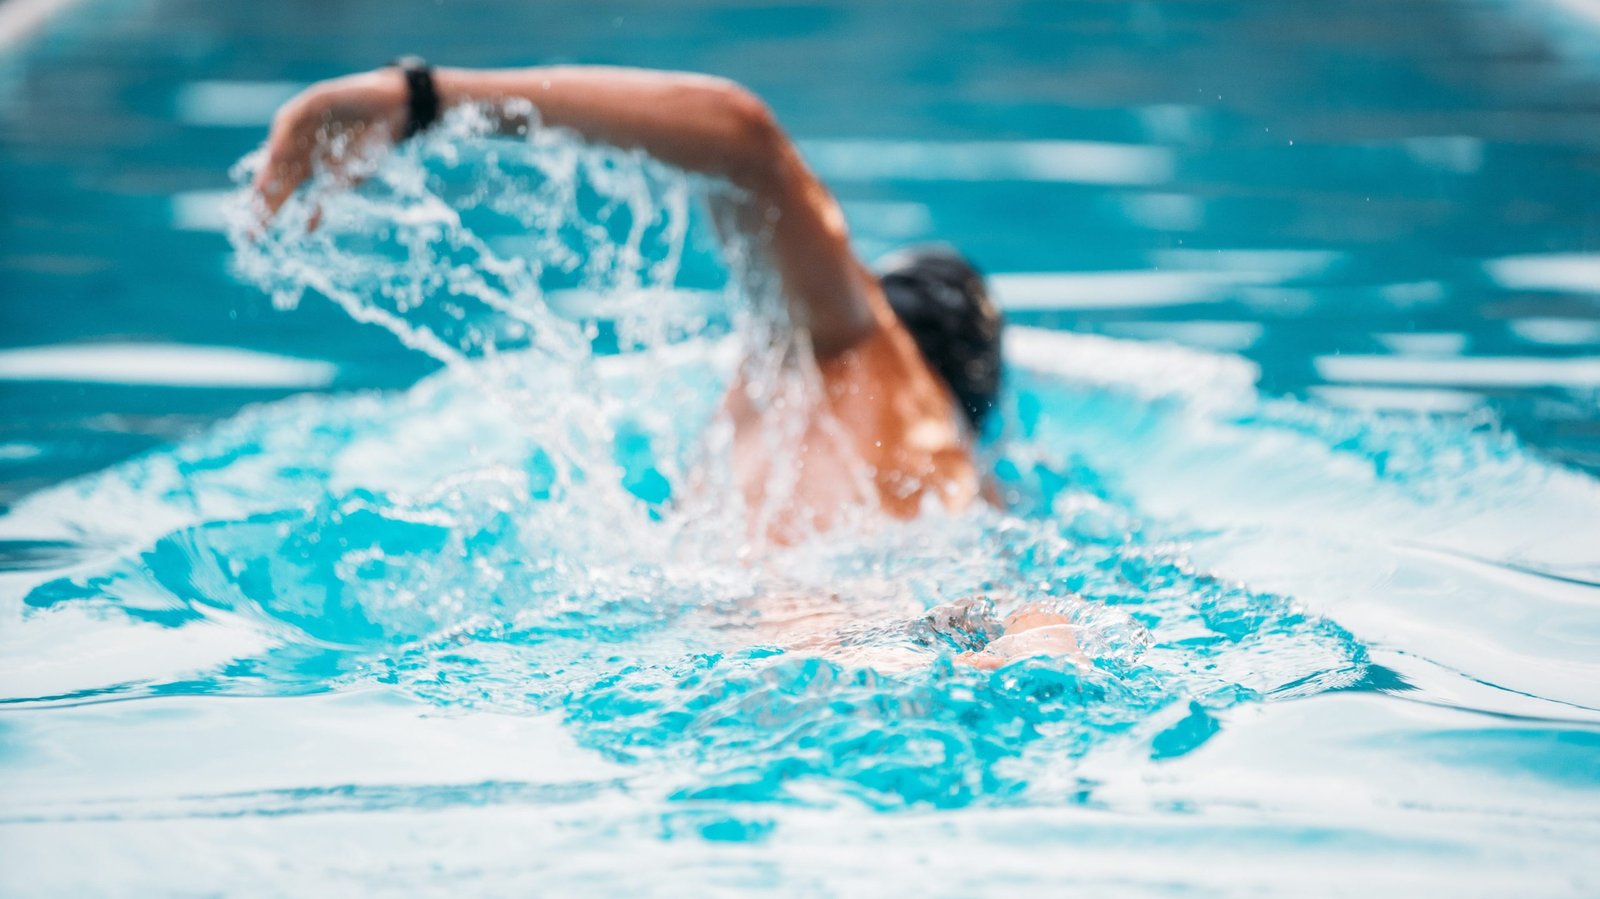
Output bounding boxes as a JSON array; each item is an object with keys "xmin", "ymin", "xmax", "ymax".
[
  {"xmin": 252, "ymin": 116, "xmax": 374, "ymax": 226},
  {"xmin": 1001, "ymin": 606, "xmax": 1075, "ymax": 633},
  {"xmin": 956, "ymin": 649, "xmax": 1005, "ymax": 671},
  {"xmin": 253, "ymin": 98, "xmax": 319, "ymax": 220},
  {"xmin": 252, "ymin": 71, "xmax": 408, "ymax": 225}
]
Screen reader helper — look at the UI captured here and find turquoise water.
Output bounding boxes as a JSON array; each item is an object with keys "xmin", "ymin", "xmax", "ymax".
[{"xmin": 4, "ymin": 0, "xmax": 1600, "ymax": 895}]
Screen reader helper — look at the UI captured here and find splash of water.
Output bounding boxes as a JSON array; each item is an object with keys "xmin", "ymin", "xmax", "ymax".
[{"xmin": 0, "ymin": 110, "xmax": 1378, "ymax": 810}]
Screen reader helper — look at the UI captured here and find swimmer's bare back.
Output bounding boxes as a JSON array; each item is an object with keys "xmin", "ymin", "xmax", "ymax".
[{"xmin": 254, "ymin": 66, "xmax": 979, "ymax": 539}]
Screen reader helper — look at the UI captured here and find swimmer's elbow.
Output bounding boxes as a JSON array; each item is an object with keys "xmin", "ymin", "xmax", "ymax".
[
  {"xmin": 706, "ymin": 81, "xmax": 789, "ymax": 191},
  {"xmin": 725, "ymin": 85, "xmax": 781, "ymax": 146}
]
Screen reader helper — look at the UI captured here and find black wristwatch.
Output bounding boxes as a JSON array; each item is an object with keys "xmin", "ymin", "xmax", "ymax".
[{"xmin": 391, "ymin": 56, "xmax": 440, "ymax": 138}]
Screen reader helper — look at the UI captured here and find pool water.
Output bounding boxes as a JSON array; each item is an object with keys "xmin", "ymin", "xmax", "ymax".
[{"xmin": 3, "ymin": 0, "xmax": 1600, "ymax": 895}]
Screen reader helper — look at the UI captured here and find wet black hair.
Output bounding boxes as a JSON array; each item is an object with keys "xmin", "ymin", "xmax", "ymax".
[{"xmin": 876, "ymin": 245, "xmax": 1003, "ymax": 431}]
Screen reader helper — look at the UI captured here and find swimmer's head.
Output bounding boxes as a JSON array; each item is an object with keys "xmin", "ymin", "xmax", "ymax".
[{"xmin": 876, "ymin": 245, "xmax": 1003, "ymax": 431}]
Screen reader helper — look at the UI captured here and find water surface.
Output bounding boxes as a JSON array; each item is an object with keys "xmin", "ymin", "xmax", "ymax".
[{"xmin": 2, "ymin": 0, "xmax": 1599, "ymax": 894}]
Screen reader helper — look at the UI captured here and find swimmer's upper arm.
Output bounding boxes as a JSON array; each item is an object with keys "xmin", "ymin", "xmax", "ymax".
[{"xmin": 710, "ymin": 89, "xmax": 881, "ymax": 357}]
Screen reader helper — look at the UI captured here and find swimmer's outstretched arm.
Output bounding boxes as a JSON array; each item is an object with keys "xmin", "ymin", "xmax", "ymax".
[{"xmin": 255, "ymin": 66, "xmax": 881, "ymax": 357}]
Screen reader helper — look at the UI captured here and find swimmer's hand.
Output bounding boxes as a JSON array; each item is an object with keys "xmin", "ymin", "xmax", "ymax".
[
  {"xmin": 957, "ymin": 604, "xmax": 1084, "ymax": 671},
  {"xmin": 253, "ymin": 69, "xmax": 408, "ymax": 220}
]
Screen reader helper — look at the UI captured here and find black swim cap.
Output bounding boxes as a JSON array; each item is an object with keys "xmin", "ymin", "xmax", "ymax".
[{"xmin": 876, "ymin": 245, "xmax": 1003, "ymax": 431}]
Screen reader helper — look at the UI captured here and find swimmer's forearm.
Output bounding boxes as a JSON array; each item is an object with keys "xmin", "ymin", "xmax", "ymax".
[{"xmin": 433, "ymin": 66, "xmax": 790, "ymax": 193}]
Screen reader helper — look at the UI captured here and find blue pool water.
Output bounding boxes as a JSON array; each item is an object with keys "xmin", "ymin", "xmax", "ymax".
[{"xmin": 3, "ymin": 0, "xmax": 1600, "ymax": 894}]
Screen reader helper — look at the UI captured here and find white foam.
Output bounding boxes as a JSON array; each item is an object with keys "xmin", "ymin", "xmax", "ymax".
[
  {"xmin": 0, "ymin": 605, "xmax": 278, "ymax": 703},
  {"xmin": 0, "ymin": 343, "xmax": 338, "ymax": 388},
  {"xmin": 0, "ymin": 690, "xmax": 619, "ymax": 810}
]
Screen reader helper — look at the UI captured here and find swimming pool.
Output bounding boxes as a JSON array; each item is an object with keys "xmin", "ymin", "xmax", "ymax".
[{"xmin": 3, "ymin": 0, "xmax": 1599, "ymax": 894}]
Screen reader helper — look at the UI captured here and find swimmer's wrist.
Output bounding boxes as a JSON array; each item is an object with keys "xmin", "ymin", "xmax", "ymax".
[
  {"xmin": 389, "ymin": 56, "xmax": 440, "ymax": 138},
  {"xmin": 426, "ymin": 67, "xmax": 479, "ymax": 118}
]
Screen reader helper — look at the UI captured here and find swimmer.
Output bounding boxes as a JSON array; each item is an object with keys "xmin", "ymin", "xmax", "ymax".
[
  {"xmin": 254, "ymin": 63, "xmax": 1078, "ymax": 669},
  {"xmin": 254, "ymin": 62, "xmax": 1001, "ymax": 543}
]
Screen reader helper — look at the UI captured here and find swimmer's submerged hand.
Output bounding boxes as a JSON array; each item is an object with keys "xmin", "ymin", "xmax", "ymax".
[{"xmin": 956, "ymin": 604, "xmax": 1085, "ymax": 671}]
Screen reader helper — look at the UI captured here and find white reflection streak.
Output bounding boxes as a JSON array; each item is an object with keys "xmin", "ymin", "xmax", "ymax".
[
  {"xmin": 1310, "ymin": 385, "xmax": 1485, "ymax": 414},
  {"xmin": 1101, "ymin": 321, "xmax": 1265, "ymax": 352},
  {"xmin": 1372, "ymin": 332, "xmax": 1470, "ymax": 356},
  {"xmin": 0, "ymin": 344, "xmax": 338, "ymax": 388},
  {"xmin": 993, "ymin": 271, "xmax": 1243, "ymax": 310},
  {"xmin": 1150, "ymin": 248, "xmax": 1343, "ymax": 280},
  {"xmin": 0, "ymin": 0, "xmax": 86, "ymax": 47},
  {"xmin": 800, "ymin": 139, "xmax": 1174, "ymax": 185},
  {"xmin": 171, "ymin": 189, "xmax": 234, "ymax": 232},
  {"xmin": 1314, "ymin": 354, "xmax": 1600, "ymax": 388},
  {"xmin": 173, "ymin": 81, "xmax": 305, "ymax": 126},
  {"xmin": 1509, "ymin": 318, "xmax": 1600, "ymax": 346},
  {"xmin": 1484, "ymin": 254, "xmax": 1600, "ymax": 294}
]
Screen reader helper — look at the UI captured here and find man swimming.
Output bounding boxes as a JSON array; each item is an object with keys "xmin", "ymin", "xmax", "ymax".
[
  {"xmin": 254, "ymin": 63, "xmax": 1083, "ymax": 668},
  {"xmin": 254, "ymin": 62, "xmax": 1002, "ymax": 544}
]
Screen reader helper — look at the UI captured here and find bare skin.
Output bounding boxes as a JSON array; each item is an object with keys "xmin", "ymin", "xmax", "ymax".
[
  {"xmin": 956, "ymin": 607, "xmax": 1083, "ymax": 670},
  {"xmin": 254, "ymin": 65, "xmax": 977, "ymax": 541}
]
